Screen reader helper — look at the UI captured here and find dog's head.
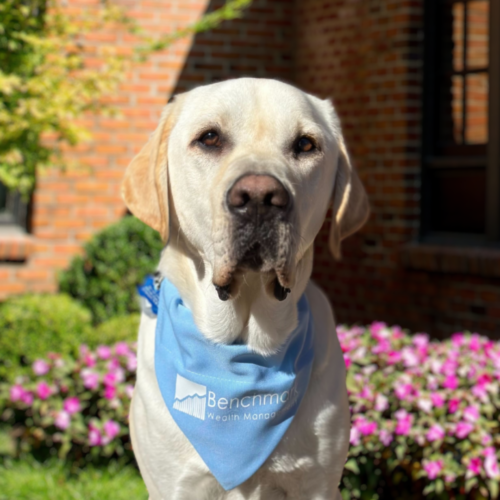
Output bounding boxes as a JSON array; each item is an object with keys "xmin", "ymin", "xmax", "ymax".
[{"xmin": 122, "ymin": 78, "xmax": 369, "ymax": 301}]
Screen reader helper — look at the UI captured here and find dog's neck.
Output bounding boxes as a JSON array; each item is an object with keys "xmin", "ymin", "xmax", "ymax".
[{"xmin": 157, "ymin": 239, "xmax": 313, "ymax": 356}]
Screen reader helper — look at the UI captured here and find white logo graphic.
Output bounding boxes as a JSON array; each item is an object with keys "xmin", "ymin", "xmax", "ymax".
[{"xmin": 173, "ymin": 374, "xmax": 207, "ymax": 420}]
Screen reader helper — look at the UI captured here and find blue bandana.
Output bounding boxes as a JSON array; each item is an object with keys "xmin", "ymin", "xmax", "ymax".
[{"xmin": 140, "ymin": 276, "xmax": 315, "ymax": 491}]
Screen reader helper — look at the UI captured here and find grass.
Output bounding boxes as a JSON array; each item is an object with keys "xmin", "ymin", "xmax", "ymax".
[{"xmin": 0, "ymin": 460, "xmax": 148, "ymax": 500}]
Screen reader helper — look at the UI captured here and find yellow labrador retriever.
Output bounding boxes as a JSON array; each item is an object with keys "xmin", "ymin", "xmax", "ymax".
[{"xmin": 122, "ymin": 78, "xmax": 369, "ymax": 500}]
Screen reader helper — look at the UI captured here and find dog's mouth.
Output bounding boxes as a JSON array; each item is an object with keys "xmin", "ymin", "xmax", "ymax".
[{"xmin": 213, "ymin": 223, "xmax": 294, "ymax": 302}]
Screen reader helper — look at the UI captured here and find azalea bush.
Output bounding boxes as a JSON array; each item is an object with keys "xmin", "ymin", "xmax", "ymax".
[
  {"xmin": 2, "ymin": 325, "xmax": 500, "ymax": 499},
  {"xmin": 339, "ymin": 324, "xmax": 500, "ymax": 500},
  {"xmin": 0, "ymin": 342, "xmax": 137, "ymax": 466}
]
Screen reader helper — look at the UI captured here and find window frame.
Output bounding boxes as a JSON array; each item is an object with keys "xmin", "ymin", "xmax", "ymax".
[{"xmin": 421, "ymin": 0, "xmax": 500, "ymax": 246}]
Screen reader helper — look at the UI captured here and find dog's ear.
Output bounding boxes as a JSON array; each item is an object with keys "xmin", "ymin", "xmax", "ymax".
[
  {"xmin": 121, "ymin": 99, "xmax": 180, "ymax": 242},
  {"xmin": 328, "ymin": 137, "xmax": 370, "ymax": 259}
]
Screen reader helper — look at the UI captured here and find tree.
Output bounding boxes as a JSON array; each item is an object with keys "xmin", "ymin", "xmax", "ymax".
[{"xmin": 0, "ymin": 0, "xmax": 252, "ymax": 197}]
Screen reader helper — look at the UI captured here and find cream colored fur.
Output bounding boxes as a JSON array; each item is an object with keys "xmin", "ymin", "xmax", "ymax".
[{"xmin": 122, "ymin": 78, "xmax": 369, "ymax": 500}]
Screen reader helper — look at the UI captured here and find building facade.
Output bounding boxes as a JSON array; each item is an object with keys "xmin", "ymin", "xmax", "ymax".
[{"xmin": 1, "ymin": 0, "xmax": 499, "ymax": 338}]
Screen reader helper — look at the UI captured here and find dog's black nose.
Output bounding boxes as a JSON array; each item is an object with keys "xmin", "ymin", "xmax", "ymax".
[{"xmin": 227, "ymin": 174, "xmax": 290, "ymax": 219}]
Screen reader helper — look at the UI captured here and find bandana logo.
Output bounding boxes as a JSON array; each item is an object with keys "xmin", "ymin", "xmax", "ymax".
[{"xmin": 173, "ymin": 374, "xmax": 207, "ymax": 420}]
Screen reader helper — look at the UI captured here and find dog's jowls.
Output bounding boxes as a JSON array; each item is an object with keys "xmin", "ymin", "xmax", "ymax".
[{"xmin": 122, "ymin": 78, "xmax": 369, "ymax": 500}]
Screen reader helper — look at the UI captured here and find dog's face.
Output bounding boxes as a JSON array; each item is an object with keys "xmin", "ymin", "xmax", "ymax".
[{"xmin": 122, "ymin": 78, "xmax": 369, "ymax": 301}]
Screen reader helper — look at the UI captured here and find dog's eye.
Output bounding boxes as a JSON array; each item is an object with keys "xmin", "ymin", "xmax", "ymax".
[
  {"xmin": 296, "ymin": 136, "xmax": 315, "ymax": 153},
  {"xmin": 199, "ymin": 131, "xmax": 221, "ymax": 148}
]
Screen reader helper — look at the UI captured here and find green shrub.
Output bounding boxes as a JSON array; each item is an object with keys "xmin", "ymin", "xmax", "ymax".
[
  {"xmin": 0, "ymin": 294, "xmax": 91, "ymax": 380},
  {"xmin": 58, "ymin": 216, "xmax": 163, "ymax": 324},
  {"xmin": 88, "ymin": 314, "xmax": 141, "ymax": 346}
]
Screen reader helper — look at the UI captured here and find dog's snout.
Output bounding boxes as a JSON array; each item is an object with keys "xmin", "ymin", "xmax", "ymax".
[{"xmin": 227, "ymin": 175, "xmax": 290, "ymax": 217}]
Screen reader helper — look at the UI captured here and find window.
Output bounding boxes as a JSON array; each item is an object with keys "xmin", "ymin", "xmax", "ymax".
[
  {"xmin": 0, "ymin": 182, "xmax": 29, "ymax": 231},
  {"xmin": 422, "ymin": 0, "xmax": 500, "ymax": 244}
]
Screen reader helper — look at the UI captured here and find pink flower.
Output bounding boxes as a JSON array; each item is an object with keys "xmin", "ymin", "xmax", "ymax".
[
  {"xmin": 63, "ymin": 397, "xmax": 81, "ymax": 415},
  {"xmin": 10, "ymin": 384, "xmax": 25, "ymax": 402},
  {"xmin": 97, "ymin": 345, "xmax": 111, "ymax": 360},
  {"xmin": 127, "ymin": 353, "xmax": 137, "ymax": 372},
  {"xmin": 343, "ymin": 354, "xmax": 352, "ymax": 369},
  {"xmin": 32, "ymin": 359, "xmax": 50, "ymax": 376},
  {"xmin": 401, "ymin": 347, "xmax": 419, "ymax": 368},
  {"xmin": 103, "ymin": 420, "xmax": 120, "ymax": 440},
  {"xmin": 484, "ymin": 448, "xmax": 500, "ymax": 479},
  {"xmin": 426, "ymin": 375, "xmax": 438, "ymax": 391},
  {"xmin": 451, "ymin": 333, "xmax": 464, "ymax": 347},
  {"xmin": 469, "ymin": 334, "xmax": 482, "ymax": 352},
  {"xmin": 472, "ymin": 383, "xmax": 488, "ymax": 400},
  {"xmin": 104, "ymin": 368, "xmax": 124, "ymax": 386},
  {"xmin": 417, "ymin": 398, "xmax": 432, "ymax": 413},
  {"xmin": 21, "ymin": 391, "xmax": 33, "ymax": 405},
  {"xmin": 379, "ymin": 429, "xmax": 393, "ymax": 446},
  {"xmin": 350, "ymin": 426, "xmax": 360, "ymax": 446},
  {"xmin": 370, "ymin": 322, "xmax": 387, "ymax": 337},
  {"xmin": 442, "ymin": 375, "xmax": 458, "ymax": 390},
  {"xmin": 448, "ymin": 398, "xmax": 460, "ymax": 413},
  {"xmin": 372, "ymin": 339, "xmax": 391, "ymax": 355},
  {"xmin": 441, "ymin": 359, "xmax": 457, "ymax": 376},
  {"xmin": 430, "ymin": 393, "xmax": 445, "ymax": 408},
  {"xmin": 468, "ymin": 457, "xmax": 482, "ymax": 477},
  {"xmin": 81, "ymin": 369, "xmax": 99, "ymax": 390},
  {"xmin": 423, "ymin": 459, "xmax": 443, "ymax": 480},
  {"xmin": 84, "ymin": 353, "xmax": 96, "ymax": 368},
  {"xmin": 107, "ymin": 358, "xmax": 120, "ymax": 370},
  {"xmin": 36, "ymin": 382, "xmax": 52, "ymax": 400},
  {"xmin": 375, "ymin": 394, "xmax": 389, "ymax": 412},
  {"xmin": 427, "ymin": 424, "xmax": 445, "ymax": 442},
  {"xmin": 356, "ymin": 418, "xmax": 377, "ymax": 436},
  {"xmin": 455, "ymin": 421, "xmax": 474, "ymax": 439},
  {"xmin": 482, "ymin": 433, "xmax": 493, "ymax": 446},
  {"xmin": 55, "ymin": 410, "xmax": 70, "ymax": 430},
  {"xmin": 394, "ymin": 383, "xmax": 414, "ymax": 401},
  {"xmin": 387, "ymin": 351, "xmax": 402, "ymax": 365},
  {"xmin": 104, "ymin": 385, "xmax": 116, "ymax": 400},
  {"xmin": 125, "ymin": 384, "xmax": 134, "ymax": 399},
  {"xmin": 88, "ymin": 426, "xmax": 102, "ymax": 447},
  {"xmin": 115, "ymin": 342, "xmax": 130, "ymax": 356},
  {"xmin": 394, "ymin": 410, "xmax": 413, "ymax": 436},
  {"xmin": 464, "ymin": 405, "xmax": 480, "ymax": 423},
  {"xmin": 413, "ymin": 334, "xmax": 429, "ymax": 348}
]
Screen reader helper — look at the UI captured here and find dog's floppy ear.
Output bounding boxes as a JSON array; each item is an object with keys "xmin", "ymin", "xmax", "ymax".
[
  {"xmin": 121, "ymin": 99, "xmax": 180, "ymax": 242},
  {"xmin": 328, "ymin": 137, "xmax": 370, "ymax": 259}
]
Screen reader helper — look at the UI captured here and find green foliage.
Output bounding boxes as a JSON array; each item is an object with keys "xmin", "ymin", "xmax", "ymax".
[
  {"xmin": 58, "ymin": 216, "xmax": 163, "ymax": 324},
  {"xmin": 90, "ymin": 314, "xmax": 141, "ymax": 346},
  {"xmin": 0, "ymin": 461, "xmax": 147, "ymax": 500},
  {"xmin": 0, "ymin": 0, "xmax": 252, "ymax": 196},
  {"xmin": 0, "ymin": 293, "xmax": 91, "ymax": 381}
]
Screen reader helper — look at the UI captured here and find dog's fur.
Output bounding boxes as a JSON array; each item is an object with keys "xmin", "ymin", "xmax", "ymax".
[{"xmin": 122, "ymin": 78, "xmax": 369, "ymax": 500}]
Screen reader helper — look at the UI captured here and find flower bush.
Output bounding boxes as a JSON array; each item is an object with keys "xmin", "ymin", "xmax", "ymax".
[
  {"xmin": 2, "ymin": 324, "xmax": 500, "ymax": 499},
  {"xmin": 339, "ymin": 324, "xmax": 500, "ymax": 500},
  {"xmin": 0, "ymin": 342, "xmax": 137, "ymax": 466}
]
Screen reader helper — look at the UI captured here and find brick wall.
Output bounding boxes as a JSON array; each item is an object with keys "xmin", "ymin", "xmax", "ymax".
[
  {"xmin": 2, "ymin": 0, "xmax": 500, "ymax": 338},
  {"xmin": 0, "ymin": 0, "xmax": 294, "ymax": 298},
  {"xmin": 296, "ymin": 0, "xmax": 500, "ymax": 338}
]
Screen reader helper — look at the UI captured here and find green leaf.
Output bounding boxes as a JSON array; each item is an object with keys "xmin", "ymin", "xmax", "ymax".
[
  {"xmin": 465, "ymin": 478, "xmax": 478, "ymax": 493},
  {"xmin": 488, "ymin": 479, "xmax": 499, "ymax": 499},
  {"xmin": 345, "ymin": 459, "xmax": 360, "ymax": 475}
]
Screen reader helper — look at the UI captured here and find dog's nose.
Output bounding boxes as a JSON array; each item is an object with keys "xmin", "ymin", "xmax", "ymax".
[{"xmin": 227, "ymin": 175, "xmax": 290, "ymax": 218}]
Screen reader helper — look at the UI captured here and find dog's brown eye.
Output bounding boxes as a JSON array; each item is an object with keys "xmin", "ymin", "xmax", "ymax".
[
  {"xmin": 200, "ymin": 131, "xmax": 221, "ymax": 148},
  {"xmin": 296, "ymin": 136, "xmax": 315, "ymax": 153}
]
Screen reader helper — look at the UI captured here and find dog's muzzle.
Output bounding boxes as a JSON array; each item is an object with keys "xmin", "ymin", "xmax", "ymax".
[{"xmin": 214, "ymin": 174, "xmax": 292, "ymax": 301}]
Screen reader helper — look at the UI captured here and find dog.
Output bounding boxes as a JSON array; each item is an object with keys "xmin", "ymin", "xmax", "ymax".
[{"xmin": 121, "ymin": 78, "xmax": 369, "ymax": 500}]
